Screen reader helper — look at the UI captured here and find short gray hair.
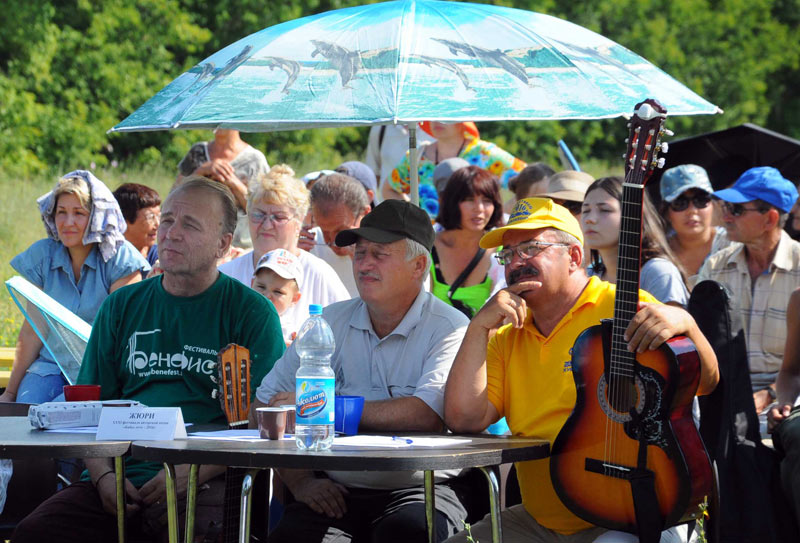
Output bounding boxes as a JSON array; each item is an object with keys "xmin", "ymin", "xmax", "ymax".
[
  {"xmin": 545, "ymin": 228, "xmax": 583, "ymax": 263},
  {"xmin": 405, "ymin": 238, "xmax": 431, "ymax": 282},
  {"xmin": 310, "ymin": 173, "xmax": 370, "ymax": 218},
  {"xmin": 168, "ymin": 176, "xmax": 237, "ymax": 236},
  {"xmin": 546, "ymin": 228, "xmax": 582, "ymax": 247}
]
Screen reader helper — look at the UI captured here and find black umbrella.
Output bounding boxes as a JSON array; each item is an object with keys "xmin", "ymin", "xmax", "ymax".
[{"xmin": 651, "ymin": 123, "xmax": 800, "ymax": 191}]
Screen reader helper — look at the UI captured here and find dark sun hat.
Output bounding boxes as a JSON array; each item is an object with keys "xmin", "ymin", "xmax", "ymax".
[{"xmin": 335, "ymin": 199, "xmax": 435, "ymax": 251}]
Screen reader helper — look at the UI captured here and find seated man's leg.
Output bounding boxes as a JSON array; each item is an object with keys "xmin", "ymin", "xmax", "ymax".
[
  {"xmin": 268, "ymin": 497, "xmax": 363, "ymax": 543},
  {"xmin": 12, "ymin": 481, "xmax": 117, "ymax": 543},
  {"xmin": 777, "ymin": 408, "xmax": 800, "ymax": 527},
  {"xmin": 141, "ymin": 473, "xmax": 226, "ymax": 543},
  {"xmin": 370, "ymin": 482, "xmax": 467, "ymax": 543},
  {"xmin": 16, "ymin": 371, "xmax": 67, "ymax": 404}
]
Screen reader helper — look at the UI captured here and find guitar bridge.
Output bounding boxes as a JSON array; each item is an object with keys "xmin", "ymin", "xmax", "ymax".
[{"xmin": 585, "ymin": 458, "xmax": 639, "ymax": 480}]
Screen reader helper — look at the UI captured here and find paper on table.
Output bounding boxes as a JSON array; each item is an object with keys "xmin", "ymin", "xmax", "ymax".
[
  {"xmin": 333, "ymin": 436, "xmax": 472, "ymax": 448},
  {"xmin": 43, "ymin": 426, "xmax": 98, "ymax": 434},
  {"xmin": 44, "ymin": 422, "xmax": 194, "ymax": 435},
  {"xmin": 187, "ymin": 429, "xmax": 294, "ymax": 441}
]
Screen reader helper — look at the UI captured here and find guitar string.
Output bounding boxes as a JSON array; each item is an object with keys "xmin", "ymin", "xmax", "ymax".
[
  {"xmin": 608, "ymin": 170, "xmax": 645, "ymax": 473},
  {"xmin": 606, "ymin": 136, "xmax": 638, "ymax": 474}
]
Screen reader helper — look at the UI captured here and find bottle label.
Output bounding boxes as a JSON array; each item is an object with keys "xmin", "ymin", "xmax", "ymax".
[{"xmin": 296, "ymin": 378, "xmax": 335, "ymax": 424}]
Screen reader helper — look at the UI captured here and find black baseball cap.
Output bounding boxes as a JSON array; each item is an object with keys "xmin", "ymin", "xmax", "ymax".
[{"xmin": 335, "ymin": 199, "xmax": 435, "ymax": 251}]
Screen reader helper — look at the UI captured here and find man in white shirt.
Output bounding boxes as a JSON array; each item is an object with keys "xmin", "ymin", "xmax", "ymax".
[
  {"xmin": 252, "ymin": 200, "xmax": 472, "ymax": 543},
  {"xmin": 307, "ymin": 173, "xmax": 372, "ymax": 297}
]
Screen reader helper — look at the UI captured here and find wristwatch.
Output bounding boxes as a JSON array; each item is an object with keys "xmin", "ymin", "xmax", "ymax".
[{"xmin": 765, "ymin": 387, "xmax": 777, "ymax": 401}]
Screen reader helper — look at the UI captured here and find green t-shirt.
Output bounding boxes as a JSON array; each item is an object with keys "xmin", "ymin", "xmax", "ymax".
[{"xmin": 78, "ymin": 273, "xmax": 284, "ymax": 486}]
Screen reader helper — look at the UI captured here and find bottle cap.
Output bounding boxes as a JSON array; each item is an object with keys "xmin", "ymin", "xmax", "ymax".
[{"xmin": 309, "ymin": 304, "xmax": 323, "ymax": 315}]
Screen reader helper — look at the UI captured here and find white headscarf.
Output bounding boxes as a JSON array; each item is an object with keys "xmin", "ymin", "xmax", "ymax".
[{"xmin": 37, "ymin": 170, "xmax": 127, "ymax": 262}]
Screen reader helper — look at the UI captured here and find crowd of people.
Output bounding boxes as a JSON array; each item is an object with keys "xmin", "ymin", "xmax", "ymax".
[{"xmin": 3, "ymin": 123, "xmax": 800, "ymax": 542}]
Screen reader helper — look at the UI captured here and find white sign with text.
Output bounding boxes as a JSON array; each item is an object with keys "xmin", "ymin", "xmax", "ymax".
[{"xmin": 96, "ymin": 407, "xmax": 187, "ymax": 441}]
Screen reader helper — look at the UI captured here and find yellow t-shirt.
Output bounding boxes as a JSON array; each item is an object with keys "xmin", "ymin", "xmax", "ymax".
[{"xmin": 486, "ymin": 276, "xmax": 658, "ymax": 534}]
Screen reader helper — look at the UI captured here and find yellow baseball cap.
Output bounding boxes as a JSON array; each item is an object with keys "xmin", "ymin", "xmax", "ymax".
[{"xmin": 479, "ymin": 197, "xmax": 584, "ymax": 249}]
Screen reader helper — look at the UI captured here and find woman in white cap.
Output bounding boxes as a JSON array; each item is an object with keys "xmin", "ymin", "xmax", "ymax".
[
  {"xmin": 581, "ymin": 176, "xmax": 689, "ymax": 307},
  {"xmin": 659, "ymin": 164, "xmax": 729, "ymax": 277}
]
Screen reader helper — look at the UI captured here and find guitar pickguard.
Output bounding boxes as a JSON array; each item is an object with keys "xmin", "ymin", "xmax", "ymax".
[{"xmin": 597, "ymin": 366, "xmax": 669, "ymax": 451}]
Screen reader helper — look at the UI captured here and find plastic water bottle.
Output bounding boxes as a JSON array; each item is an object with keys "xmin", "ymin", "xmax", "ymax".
[{"xmin": 295, "ymin": 304, "xmax": 336, "ymax": 450}]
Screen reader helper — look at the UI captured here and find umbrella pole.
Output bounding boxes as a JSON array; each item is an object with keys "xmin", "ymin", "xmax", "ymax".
[{"xmin": 408, "ymin": 124, "xmax": 419, "ymax": 206}]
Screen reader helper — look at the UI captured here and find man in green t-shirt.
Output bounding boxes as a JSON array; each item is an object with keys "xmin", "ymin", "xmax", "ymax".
[{"xmin": 13, "ymin": 178, "xmax": 285, "ymax": 543}]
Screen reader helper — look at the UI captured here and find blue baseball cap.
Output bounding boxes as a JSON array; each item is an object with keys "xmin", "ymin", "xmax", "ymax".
[
  {"xmin": 660, "ymin": 164, "xmax": 713, "ymax": 202},
  {"xmin": 713, "ymin": 166, "xmax": 798, "ymax": 213},
  {"xmin": 335, "ymin": 161, "xmax": 378, "ymax": 196}
]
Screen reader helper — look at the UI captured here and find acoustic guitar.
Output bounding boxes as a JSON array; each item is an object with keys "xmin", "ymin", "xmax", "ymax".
[
  {"xmin": 550, "ymin": 99, "xmax": 712, "ymax": 537},
  {"xmin": 212, "ymin": 343, "xmax": 252, "ymax": 543}
]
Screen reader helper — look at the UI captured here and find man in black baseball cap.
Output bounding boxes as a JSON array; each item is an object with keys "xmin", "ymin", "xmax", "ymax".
[
  {"xmin": 258, "ymin": 198, "xmax": 475, "ymax": 542},
  {"xmin": 335, "ymin": 198, "xmax": 434, "ymax": 251}
]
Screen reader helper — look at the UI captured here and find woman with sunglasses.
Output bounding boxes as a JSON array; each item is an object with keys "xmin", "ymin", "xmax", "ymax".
[
  {"xmin": 218, "ymin": 165, "xmax": 349, "ymax": 343},
  {"xmin": 659, "ymin": 164, "xmax": 730, "ymax": 277},
  {"xmin": 581, "ymin": 176, "xmax": 689, "ymax": 307}
]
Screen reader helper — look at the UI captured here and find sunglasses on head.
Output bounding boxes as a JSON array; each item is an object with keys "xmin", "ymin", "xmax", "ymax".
[
  {"xmin": 720, "ymin": 201, "xmax": 771, "ymax": 217},
  {"xmin": 669, "ymin": 193, "xmax": 711, "ymax": 212}
]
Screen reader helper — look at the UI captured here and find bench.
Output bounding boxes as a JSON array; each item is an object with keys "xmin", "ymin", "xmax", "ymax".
[{"xmin": 0, "ymin": 346, "xmax": 13, "ymax": 389}]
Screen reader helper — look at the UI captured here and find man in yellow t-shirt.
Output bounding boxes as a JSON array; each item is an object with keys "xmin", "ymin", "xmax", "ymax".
[{"xmin": 443, "ymin": 198, "xmax": 719, "ymax": 543}]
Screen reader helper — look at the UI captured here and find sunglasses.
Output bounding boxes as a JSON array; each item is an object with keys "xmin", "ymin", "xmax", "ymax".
[
  {"xmin": 720, "ymin": 201, "xmax": 770, "ymax": 217},
  {"xmin": 669, "ymin": 193, "xmax": 711, "ymax": 212}
]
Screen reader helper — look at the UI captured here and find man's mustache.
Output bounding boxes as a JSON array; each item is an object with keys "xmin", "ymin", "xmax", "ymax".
[
  {"xmin": 509, "ymin": 265, "xmax": 539, "ymax": 285},
  {"xmin": 358, "ymin": 271, "xmax": 380, "ymax": 281}
]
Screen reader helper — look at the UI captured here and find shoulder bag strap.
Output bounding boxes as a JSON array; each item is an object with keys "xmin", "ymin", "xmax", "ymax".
[{"xmin": 447, "ymin": 247, "xmax": 486, "ymax": 301}]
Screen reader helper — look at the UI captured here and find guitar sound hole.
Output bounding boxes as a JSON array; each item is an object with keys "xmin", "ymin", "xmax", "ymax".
[{"xmin": 597, "ymin": 375, "xmax": 645, "ymax": 423}]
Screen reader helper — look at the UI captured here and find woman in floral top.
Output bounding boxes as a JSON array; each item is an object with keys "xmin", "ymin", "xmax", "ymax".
[{"xmin": 383, "ymin": 121, "xmax": 526, "ymax": 206}]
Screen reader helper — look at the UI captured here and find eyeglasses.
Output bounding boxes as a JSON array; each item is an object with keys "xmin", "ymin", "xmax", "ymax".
[
  {"xmin": 669, "ymin": 193, "xmax": 711, "ymax": 212},
  {"xmin": 249, "ymin": 210, "xmax": 294, "ymax": 226},
  {"xmin": 720, "ymin": 201, "xmax": 769, "ymax": 217},
  {"xmin": 143, "ymin": 211, "xmax": 160, "ymax": 223},
  {"xmin": 494, "ymin": 240, "xmax": 569, "ymax": 265}
]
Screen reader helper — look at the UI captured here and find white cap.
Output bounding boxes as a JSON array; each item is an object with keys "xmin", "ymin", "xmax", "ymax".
[{"xmin": 254, "ymin": 249, "xmax": 303, "ymax": 290}]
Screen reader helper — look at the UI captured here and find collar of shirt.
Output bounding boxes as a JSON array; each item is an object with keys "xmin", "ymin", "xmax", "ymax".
[
  {"xmin": 525, "ymin": 275, "xmax": 605, "ymax": 340},
  {"xmin": 349, "ymin": 288, "xmax": 428, "ymax": 340},
  {"xmin": 50, "ymin": 242, "xmax": 98, "ymax": 277},
  {"xmin": 727, "ymin": 230, "xmax": 798, "ymax": 274}
]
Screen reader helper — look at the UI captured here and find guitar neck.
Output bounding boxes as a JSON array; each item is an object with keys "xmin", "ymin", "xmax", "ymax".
[{"xmin": 611, "ymin": 99, "xmax": 668, "ymax": 375}]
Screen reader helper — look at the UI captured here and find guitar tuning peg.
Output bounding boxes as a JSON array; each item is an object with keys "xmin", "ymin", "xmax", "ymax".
[
  {"xmin": 626, "ymin": 123, "xmax": 631, "ymax": 128},
  {"xmin": 661, "ymin": 142, "xmax": 669, "ymax": 153},
  {"xmin": 211, "ymin": 389, "xmax": 219, "ymax": 399},
  {"xmin": 624, "ymin": 138, "xmax": 629, "ymax": 144},
  {"xmin": 210, "ymin": 375, "xmax": 218, "ymax": 384},
  {"xmin": 656, "ymin": 157, "xmax": 666, "ymax": 169},
  {"xmin": 662, "ymin": 129, "xmax": 674, "ymax": 137},
  {"xmin": 621, "ymin": 153, "xmax": 627, "ymax": 160}
]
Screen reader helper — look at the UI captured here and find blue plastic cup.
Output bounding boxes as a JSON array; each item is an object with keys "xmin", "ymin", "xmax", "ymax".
[{"xmin": 334, "ymin": 395, "xmax": 364, "ymax": 435}]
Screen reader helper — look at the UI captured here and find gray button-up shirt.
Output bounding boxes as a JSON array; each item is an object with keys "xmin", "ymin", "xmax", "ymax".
[{"xmin": 256, "ymin": 289, "xmax": 469, "ymax": 488}]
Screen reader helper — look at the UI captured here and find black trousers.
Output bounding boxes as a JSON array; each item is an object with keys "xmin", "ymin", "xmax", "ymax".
[{"xmin": 268, "ymin": 478, "xmax": 470, "ymax": 543}]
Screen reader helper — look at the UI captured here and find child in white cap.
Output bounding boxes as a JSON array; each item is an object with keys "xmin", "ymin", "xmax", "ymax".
[{"xmin": 252, "ymin": 249, "xmax": 303, "ymax": 343}]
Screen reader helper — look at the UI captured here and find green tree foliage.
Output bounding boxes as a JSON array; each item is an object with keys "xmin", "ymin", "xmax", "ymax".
[{"xmin": 1, "ymin": 0, "xmax": 798, "ymax": 177}]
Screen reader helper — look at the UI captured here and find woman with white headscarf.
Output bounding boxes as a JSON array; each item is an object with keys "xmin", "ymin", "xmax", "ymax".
[{"xmin": 0, "ymin": 171, "xmax": 149, "ymax": 404}]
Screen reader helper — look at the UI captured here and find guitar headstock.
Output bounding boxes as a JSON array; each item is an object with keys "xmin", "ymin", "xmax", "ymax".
[
  {"xmin": 624, "ymin": 99, "xmax": 670, "ymax": 186},
  {"xmin": 212, "ymin": 343, "xmax": 251, "ymax": 428}
]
